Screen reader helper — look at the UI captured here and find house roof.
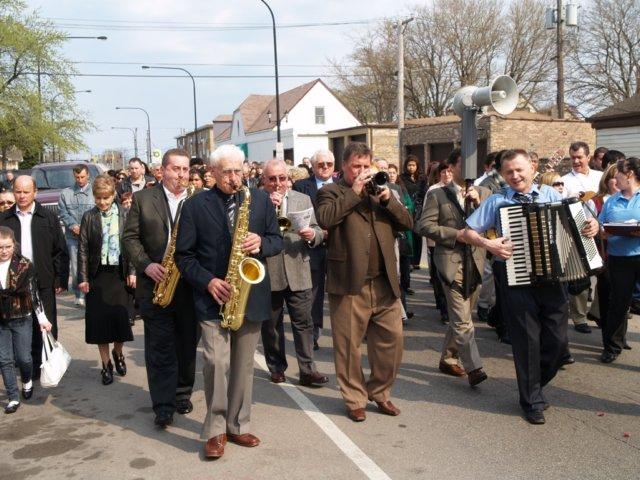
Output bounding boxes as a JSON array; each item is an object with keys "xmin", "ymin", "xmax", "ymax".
[
  {"xmin": 589, "ymin": 94, "xmax": 640, "ymax": 120},
  {"xmin": 404, "ymin": 110, "xmax": 583, "ymax": 129},
  {"xmin": 246, "ymin": 79, "xmax": 320, "ymax": 133},
  {"xmin": 234, "ymin": 94, "xmax": 274, "ymax": 134},
  {"xmin": 216, "ymin": 126, "xmax": 231, "ymax": 142},
  {"xmin": 213, "ymin": 114, "xmax": 232, "ymax": 123}
]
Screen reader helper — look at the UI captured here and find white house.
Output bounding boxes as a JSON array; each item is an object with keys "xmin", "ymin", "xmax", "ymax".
[
  {"xmin": 216, "ymin": 79, "xmax": 361, "ymax": 163},
  {"xmin": 589, "ymin": 95, "xmax": 640, "ymax": 156}
]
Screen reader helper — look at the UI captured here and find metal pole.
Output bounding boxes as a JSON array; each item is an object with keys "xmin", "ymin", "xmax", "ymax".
[
  {"xmin": 461, "ymin": 108, "xmax": 479, "ymax": 180},
  {"xmin": 133, "ymin": 127, "xmax": 139, "ymax": 158},
  {"xmin": 115, "ymin": 107, "xmax": 152, "ymax": 163},
  {"xmin": 556, "ymin": 0, "xmax": 565, "ymax": 119},
  {"xmin": 141, "ymin": 66, "xmax": 198, "ymax": 158},
  {"xmin": 397, "ymin": 18, "xmax": 413, "ymax": 168},
  {"xmin": 261, "ymin": 0, "xmax": 281, "ymax": 155}
]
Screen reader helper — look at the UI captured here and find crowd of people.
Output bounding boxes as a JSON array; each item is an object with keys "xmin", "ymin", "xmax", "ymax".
[{"xmin": 0, "ymin": 140, "xmax": 637, "ymax": 458}]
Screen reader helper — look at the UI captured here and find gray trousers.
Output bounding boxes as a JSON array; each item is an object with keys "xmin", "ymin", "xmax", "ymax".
[
  {"xmin": 261, "ymin": 287, "xmax": 316, "ymax": 376},
  {"xmin": 200, "ymin": 319, "xmax": 261, "ymax": 440},
  {"xmin": 440, "ymin": 268, "xmax": 483, "ymax": 373},
  {"xmin": 477, "ymin": 259, "xmax": 495, "ymax": 309},
  {"xmin": 569, "ymin": 289, "xmax": 589, "ymax": 326}
]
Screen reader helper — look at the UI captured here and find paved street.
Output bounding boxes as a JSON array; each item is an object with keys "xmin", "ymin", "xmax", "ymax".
[{"xmin": 1, "ymin": 266, "xmax": 639, "ymax": 480}]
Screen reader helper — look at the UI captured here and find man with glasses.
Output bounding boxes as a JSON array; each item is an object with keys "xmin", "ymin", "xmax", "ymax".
[
  {"xmin": 175, "ymin": 145, "xmax": 282, "ymax": 459},
  {"xmin": 58, "ymin": 165, "xmax": 95, "ymax": 307},
  {"xmin": 0, "ymin": 191, "xmax": 15, "ymax": 212},
  {"xmin": 293, "ymin": 149, "xmax": 335, "ymax": 349},
  {"xmin": 260, "ymin": 159, "xmax": 328, "ymax": 387}
]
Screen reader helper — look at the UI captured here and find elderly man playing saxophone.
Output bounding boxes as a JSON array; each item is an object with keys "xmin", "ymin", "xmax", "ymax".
[{"xmin": 175, "ymin": 145, "xmax": 282, "ymax": 459}]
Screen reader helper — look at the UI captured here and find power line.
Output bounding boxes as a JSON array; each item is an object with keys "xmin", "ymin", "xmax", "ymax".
[
  {"xmin": 14, "ymin": 71, "xmax": 380, "ymax": 79},
  {"xmin": 72, "ymin": 61, "xmax": 340, "ymax": 68},
  {"xmin": 48, "ymin": 16, "xmax": 385, "ymax": 26}
]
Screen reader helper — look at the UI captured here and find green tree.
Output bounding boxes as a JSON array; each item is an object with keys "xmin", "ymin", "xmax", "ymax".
[{"xmin": 0, "ymin": 0, "xmax": 92, "ymax": 168}]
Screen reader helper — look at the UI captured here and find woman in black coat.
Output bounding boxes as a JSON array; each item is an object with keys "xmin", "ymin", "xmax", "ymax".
[
  {"xmin": 78, "ymin": 175, "xmax": 135, "ymax": 385},
  {"xmin": 400, "ymin": 155, "xmax": 427, "ymax": 268}
]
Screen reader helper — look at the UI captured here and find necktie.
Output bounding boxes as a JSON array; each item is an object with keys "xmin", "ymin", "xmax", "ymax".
[
  {"xmin": 514, "ymin": 191, "xmax": 538, "ymax": 204},
  {"xmin": 225, "ymin": 194, "xmax": 236, "ymax": 231}
]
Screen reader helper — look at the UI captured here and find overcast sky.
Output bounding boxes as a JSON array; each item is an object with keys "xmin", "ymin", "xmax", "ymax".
[{"xmin": 24, "ymin": 0, "xmax": 423, "ymax": 160}]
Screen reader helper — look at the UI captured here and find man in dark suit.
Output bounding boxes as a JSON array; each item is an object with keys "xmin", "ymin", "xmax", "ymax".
[
  {"xmin": 417, "ymin": 154, "xmax": 490, "ymax": 387},
  {"xmin": 116, "ymin": 157, "xmax": 154, "ymax": 198},
  {"xmin": 122, "ymin": 148, "xmax": 198, "ymax": 428},
  {"xmin": 0, "ymin": 176, "xmax": 69, "ymax": 380},
  {"xmin": 174, "ymin": 145, "xmax": 282, "ymax": 459},
  {"xmin": 317, "ymin": 142, "xmax": 412, "ymax": 422},
  {"xmin": 261, "ymin": 159, "xmax": 328, "ymax": 387},
  {"xmin": 292, "ymin": 149, "xmax": 335, "ymax": 349}
]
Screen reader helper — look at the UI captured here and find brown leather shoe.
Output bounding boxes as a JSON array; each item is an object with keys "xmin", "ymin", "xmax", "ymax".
[
  {"xmin": 468, "ymin": 368, "xmax": 488, "ymax": 387},
  {"xmin": 270, "ymin": 372, "xmax": 285, "ymax": 384},
  {"xmin": 375, "ymin": 400, "xmax": 401, "ymax": 416},
  {"xmin": 439, "ymin": 360, "xmax": 466, "ymax": 377},
  {"xmin": 204, "ymin": 434, "xmax": 227, "ymax": 458},
  {"xmin": 299, "ymin": 371, "xmax": 329, "ymax": 387},
  {"xmin": 227, "ymin": 432, "xmax": 260, "ymax": 447},
  {"xmin": 347, "ymin": 408, "xmax": 366, "ymax": 422}
]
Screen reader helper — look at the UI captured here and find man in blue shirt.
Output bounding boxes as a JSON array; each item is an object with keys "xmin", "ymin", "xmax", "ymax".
[{"xmin": 461, "ymin": 149, "xmax": 599, "ymax": 425}]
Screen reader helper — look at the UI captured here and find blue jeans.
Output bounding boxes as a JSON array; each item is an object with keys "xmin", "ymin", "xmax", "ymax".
[
  {"xmin": 0, "ymin": 316, "xmax": 33, "ymax": 402},
  {"xmin": 66, "ymin": 237, "xmax": 83, "ymax": 300}
]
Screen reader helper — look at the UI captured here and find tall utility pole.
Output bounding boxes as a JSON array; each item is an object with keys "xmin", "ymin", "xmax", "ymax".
[
  {"xmin": 260, "ymin": 0, "xmax": 282, "ymax": 159},
  {"xmin": 397, "ymin": 18, "xmax": 414, "ymax": 166},
  {"xmin": 115, "ymin": 107, "xmax": 152, "ymax": 163},
  {"xmin": 111, "ymin": 127, "xmax": 138, "ymax": 158},
  {"xmin": 556, "ymin": 0, "xmax": 565, "ymax": 119}
]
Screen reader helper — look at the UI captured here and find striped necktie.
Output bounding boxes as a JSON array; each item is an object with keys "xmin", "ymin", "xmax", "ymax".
[{"xmin": 225, "ymin": 194, "xmax": 236, "ymax": 230}]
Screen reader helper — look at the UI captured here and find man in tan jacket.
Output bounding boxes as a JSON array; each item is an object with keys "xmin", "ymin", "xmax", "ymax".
[{"xmin": 317, "ymin": 142, "xmax": 413, "ymax": 422}]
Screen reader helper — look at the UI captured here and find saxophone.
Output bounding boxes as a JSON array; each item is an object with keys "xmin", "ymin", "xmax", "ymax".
[
  {"xmin": 220, "ymin": 187, "xmax": 266, "ymax": 331},
  {"xmin": 152, "ymin": 183, "xmax": 195, "ymax": 307}
]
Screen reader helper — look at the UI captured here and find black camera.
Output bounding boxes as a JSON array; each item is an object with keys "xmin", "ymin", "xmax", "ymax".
[{"xmin": 364, "ymin": 171, "xmax": 389, "ymax": 195}]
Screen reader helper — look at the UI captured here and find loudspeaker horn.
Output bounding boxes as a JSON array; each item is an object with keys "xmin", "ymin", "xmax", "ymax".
[{"xmin": 452, "ymin": 75, "xmax": 519, "ymax": 117}]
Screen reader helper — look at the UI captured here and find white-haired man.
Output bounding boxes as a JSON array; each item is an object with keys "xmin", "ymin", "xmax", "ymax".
[
  {"xmin": 175, "ymin": 144, "xmax": 282, "ymax": 459},
  {"xmin": 293, "ymin": 149, "xmax": 335, "ymax": 349}
]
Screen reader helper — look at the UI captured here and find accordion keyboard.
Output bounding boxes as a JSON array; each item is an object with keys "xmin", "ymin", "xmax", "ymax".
[{"xmin": 500, "ymin": 205, "xmax": 533, "ymax": 286}]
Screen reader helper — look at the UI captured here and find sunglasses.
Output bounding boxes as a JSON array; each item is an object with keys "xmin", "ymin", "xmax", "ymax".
[
  {"xmin": 0, "ymin": 201, "xmax": 15, "ymax": 206},
  {"xmin": 316, "ymin": 162, "xmax": 334, "ymax": 168},
  {"xmin": 552, "ymin": 182, "xmax": 564, "ymax": 187}
]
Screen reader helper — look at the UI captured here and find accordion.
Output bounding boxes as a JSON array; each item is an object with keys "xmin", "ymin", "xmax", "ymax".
[{"xmin": 498, "ymin": 198, "xmax": 603, "ymax": 287}]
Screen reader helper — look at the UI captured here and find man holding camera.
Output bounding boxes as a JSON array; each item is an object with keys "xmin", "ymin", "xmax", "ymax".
[{"xmin": 316, "ymin": 142, "xmax": 412, "ymax": 422}]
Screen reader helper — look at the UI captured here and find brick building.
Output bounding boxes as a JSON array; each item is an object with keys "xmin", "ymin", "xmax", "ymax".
[
  {"xmin": 327, "ymin": 124, "xmax": 398, "ymax": 168},
  {"xmin": 401, "ymin": 111, "xmax": 595, "ymax": 176}
]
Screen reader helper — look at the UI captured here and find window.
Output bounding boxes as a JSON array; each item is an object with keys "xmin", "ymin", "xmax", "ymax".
[{"xmin": 315, "ymin": 107, "xmax": 325, "ymax": 125}]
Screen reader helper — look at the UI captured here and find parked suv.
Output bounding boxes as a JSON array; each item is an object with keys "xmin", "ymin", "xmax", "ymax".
[{"xmin": 32, "ymin": 162, "xmax": 106, "ymax": 216}]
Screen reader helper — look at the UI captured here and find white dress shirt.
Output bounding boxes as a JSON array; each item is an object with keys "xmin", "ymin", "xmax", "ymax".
[
  {"xmin": 163, "ymin": 185, "xmax": 188, "ymax": 224},
  {"xmin": 561, "ymin": 168, "xmax": 603, "ymax": 199},
  {"xmin": 17, "ymin": 203, "xmax": 36, "ymax": 262},
  {"xmin": 0, "ymin": 259, "xmax": 10, "ymax": 289},
  {"xmin": 315, "ymin": 177, "xmax": 333, "ymax": 190}
]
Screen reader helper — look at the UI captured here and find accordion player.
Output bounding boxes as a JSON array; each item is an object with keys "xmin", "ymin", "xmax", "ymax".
[{"xmin": 498, "ymin": 197, "xmax": 603, "ymax": 287}]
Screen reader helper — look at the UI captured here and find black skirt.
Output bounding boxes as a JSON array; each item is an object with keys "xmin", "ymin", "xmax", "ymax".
[{"xmin": 85, "ymin": 265, "xmax": 133, "ymax": 345}]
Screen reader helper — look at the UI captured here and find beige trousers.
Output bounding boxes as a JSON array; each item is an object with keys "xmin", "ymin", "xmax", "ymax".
[
  {"xmin": 200, "ymin": 319, "xmax": 261, "ymax": 440},
  {"xmin": 329, "ymin": 277, "xmax": 404, "ymax": 410},
  {"xmin": 440, "ymin": 267, "xmax": 483, "ymax": 372}
]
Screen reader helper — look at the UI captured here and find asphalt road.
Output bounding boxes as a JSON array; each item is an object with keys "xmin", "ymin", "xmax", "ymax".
[{"xmin": 1, "ymin": 266, "xmax": 639, "ymax": 480}]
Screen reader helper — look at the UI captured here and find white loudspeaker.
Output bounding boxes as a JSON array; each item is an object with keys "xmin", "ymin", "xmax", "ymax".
[{"xmin": 452, "ymin": 75, "xmax": 519, "ymax": 117}]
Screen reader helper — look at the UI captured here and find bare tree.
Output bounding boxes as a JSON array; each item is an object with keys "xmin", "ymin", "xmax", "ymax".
[
  {"xmin": 567, "ymin": 0, "xmax": 640, "ymax": 111},
  {"xmin": 501, "ymin": 0, "xmax": 556, "ymax": 106}
]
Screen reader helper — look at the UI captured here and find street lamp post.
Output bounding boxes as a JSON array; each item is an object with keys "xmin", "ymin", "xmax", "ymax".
[
  {"xmin": 142, "ymin": 65, "xmax": 199, "ymax": 158},
  {"xmin": 115, "ymin": 107, "xmax": 152, "ymax": 163},
  {"xmin": 65, "ymin": 36, "xmax": 108, "ymax": 40},
  {"xmin": 260, "ymin": 0, "xmax": 282, "ymax": 159},
  {"xmin": 111, "ymin": 127, "xmax": 139, "ymax": 161},
  {"xmin": 51, "ymin": 89, "xmax": 92, "ymax": 162}
]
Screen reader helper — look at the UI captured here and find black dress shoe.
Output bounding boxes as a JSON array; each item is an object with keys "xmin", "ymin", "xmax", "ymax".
[
  {"xmin": 154, "ymin": 411, "xmax": 173, "ymax": 429},
  {"xmin": 112, "ymin": 349, "xmax": 127, "ymax": 376},
  {"xmin": 176, "ymin": 399, "xmax": 193, "ymax": 415},
  {"xmin": 299, "ymin": 371, "xmax": 329, "ymax": 387},
  {"xmin": 101, "ymin": 361, "xmax": 114, "ymax": 385},
  {"xmin": 406, "ymin": 288, "xmax": 415, "ymax": 295},
  {"xmin": 525, "ymin": 410, "xmax": 546, "ymax": 425},
  {"xmin": 406, "ymin": 311, "xmax": 414, "ymax": 319},
  {"xmin": 22, "ymin": 385, "xmax": 33, "ymax": 400},
  {"xmin": 600, "ymin": 351, "xmax": 618, "ymax": 363},
  {"xmin": 623, "ymin": 340, "xmax": 632, "ymax": 350},
  {"xmin": 4, "ymin": 402, "xmax": 20, "ymax": 414},
  {"xmin": 561, "ymin": 354, "xmax": 575, "ymax": 366},
  {"xmin": 313, "ymin": 341, "xmax": 319, "ymax": 351},
  {"xmin": 575, "ymin": 323, "xmax": 592, "ymax": 334}
]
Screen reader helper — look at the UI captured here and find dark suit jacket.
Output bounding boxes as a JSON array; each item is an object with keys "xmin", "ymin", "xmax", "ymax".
[
  {"xmin": 316, "ymin": 179, "xmax": 413, "ymax": 297},
  {"xmin": 78, "ymin": 205, "xmax": 134, "ymax": 283},
  {"xmin": 293, "ymin": 175, "xmax": 321, "ymax": 209},
  {"xmin": 0, "ymin": 202, "xmax": 69, "ymax": 290},
  {"xmin": 174, "ymin": 187, "xmax": 283, "ymax": 322},
  {"xmin": 122, "ymin": 183, "xmax": 177, "ymax": 300},
  {"xmin": 417, "ymin": 182, "xmax": 490, "ymax": 284}
]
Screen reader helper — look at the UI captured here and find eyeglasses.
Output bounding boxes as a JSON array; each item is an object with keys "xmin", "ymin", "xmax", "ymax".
[
  {"xmin": 0, "ymin": 201, "xmax": 14, "ymax": 206},
  {"xmin": 267, "ymin": 175, "xmax": 288, "ymax": 183},
  {"xmin": 316, "ymin": 162, "xmax": 334, "ymax": 168},
  {"xmin": 0, "ymin": 245, "xmax": 14, "ymax": 250},
  {"xmin": 552, "ymin": 182, "xmax": 564, "ymax": 187},
  {"xmin": 221, "ymin": 168, "xmax": 243, "ymax": 177}
]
